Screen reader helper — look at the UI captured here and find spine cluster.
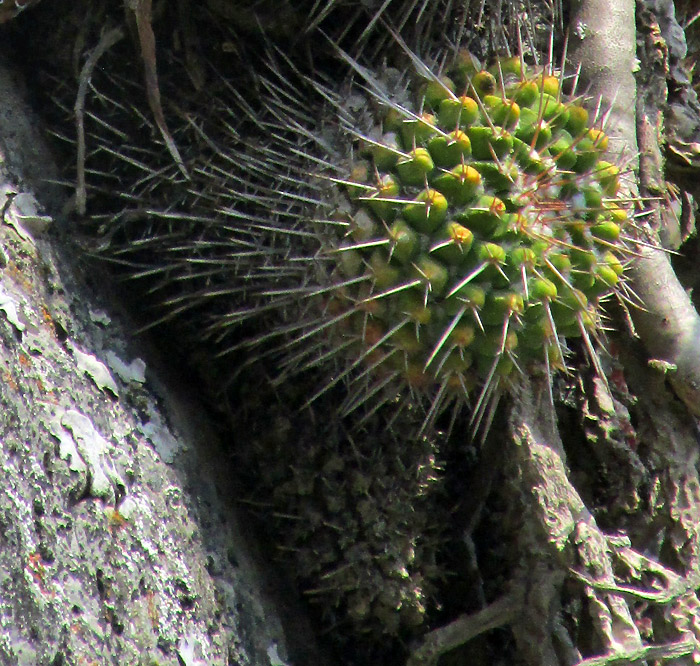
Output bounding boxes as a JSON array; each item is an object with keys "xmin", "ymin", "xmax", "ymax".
[{"xmin": 271, "ymin": 52, "xmax": 633, "ymax": 433}]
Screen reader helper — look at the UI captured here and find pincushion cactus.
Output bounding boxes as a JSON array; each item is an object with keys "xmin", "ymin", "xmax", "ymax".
[
  {"xmin": 241, "ymin": 49, "xmax": 633, "ymax": 435},
  {"xmin": 30, "ymin": 2, "xmax": 635, "ymax": 651}
]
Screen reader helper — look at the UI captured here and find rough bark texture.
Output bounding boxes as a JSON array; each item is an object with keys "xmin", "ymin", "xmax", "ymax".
[{"xmin": 0, "ymin": 55, "xmax": 329, "ymax": 666}]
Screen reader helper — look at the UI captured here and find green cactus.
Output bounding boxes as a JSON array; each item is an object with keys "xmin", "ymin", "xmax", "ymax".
[
  {"xmin": 27, "ymin": 0, "xmax": 631, "ymax": 649},
  {"xmin": 303, "ymin": 52, "xmax": 631, "ymax": 432}
]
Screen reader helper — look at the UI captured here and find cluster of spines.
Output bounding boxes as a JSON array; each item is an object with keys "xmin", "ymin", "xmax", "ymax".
[
  {"xmin": 52, "ymin": 24, "xmax": 634, "ymax": 441},
  {"xmin": 298, "ymin": 49, "xmax": 634, "ymax": 432}
]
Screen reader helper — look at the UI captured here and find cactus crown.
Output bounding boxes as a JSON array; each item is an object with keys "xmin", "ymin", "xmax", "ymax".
[{"xmin": 236, "ymin": 46, "xmax": 634, "ymax": 435}]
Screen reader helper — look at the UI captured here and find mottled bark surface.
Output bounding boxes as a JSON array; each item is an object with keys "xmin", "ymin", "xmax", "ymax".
[{"xmin": 0, "ymin": 56, "xmax": 328, "ymax": 666}]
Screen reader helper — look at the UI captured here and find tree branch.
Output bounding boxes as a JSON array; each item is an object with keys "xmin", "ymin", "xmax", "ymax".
[
  {"xmin": 569, "ymin": 0, "xmax": 700, "ymax": 416},
  {"xmin": 406, "ymin": 589, "xmax": 523, "ymax": 666}
]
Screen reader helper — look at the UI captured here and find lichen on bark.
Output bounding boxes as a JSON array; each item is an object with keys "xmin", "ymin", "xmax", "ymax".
[{"xmin": 0, "ymin": 53, "xmax": 327, "ymax": 666}]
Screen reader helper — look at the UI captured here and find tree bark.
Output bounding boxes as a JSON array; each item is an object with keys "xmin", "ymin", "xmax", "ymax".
[{"xmin": 0, "ymin": 54, "xmax": 330, "ymax": 666}]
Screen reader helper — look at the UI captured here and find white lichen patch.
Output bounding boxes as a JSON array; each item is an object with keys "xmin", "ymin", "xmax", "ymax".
[
  {"xmin": 88, "ymin": 308, "xmax": 112, "ymax": 326},
  {"xmin": 105, "ymin": 350, "xmax": 146, "ymax": 385},
  {"xmin": 178, "ymin": 635, "xmax": 208, "ymax": 666},
  {"xmin": 0, "ymin": 283, "xmax": 25, "ymax": 332},
  {"xmin": 50, "ymin": 409, "xmax": 125, "ymax": 503},
  {"xmin": 70, "ymin": 343, "xmax": 119, "ymax": 396},
  {"xmin": 5, "ymin": 192, "xmax": 53, "ymax": 238},
  {"xmin": 267, "ymin": 642, "xmax": 290, "ymax": 666},
  {"xmin": 139, "ymin": 408, "xmax": 185, "ymax": 463},
  {"xmin": 113, "ymin": 495, "xmax": 139, "ymax": 520}
]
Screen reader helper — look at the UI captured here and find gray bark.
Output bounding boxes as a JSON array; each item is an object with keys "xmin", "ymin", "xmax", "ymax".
[{"xmin": 0, "ymin": 55, "xmax": 327, "ymax": 666}]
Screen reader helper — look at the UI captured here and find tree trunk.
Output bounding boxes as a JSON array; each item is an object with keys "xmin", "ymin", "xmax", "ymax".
[{"xmin": 0, "ymin": 55, "xmax": 331, "ymax": 666}]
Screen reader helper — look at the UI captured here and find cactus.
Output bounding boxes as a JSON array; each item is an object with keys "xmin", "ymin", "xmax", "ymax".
[
  {"xmin": 68, "ymin": 42, "xmax": 631, "ymax": 439},
  {"xmin": 245, "ymin": 50, "xmax": 633, "ymax": 435}
]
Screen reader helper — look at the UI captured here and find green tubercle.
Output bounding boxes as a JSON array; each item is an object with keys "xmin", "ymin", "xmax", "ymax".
[
  {"xmin": 403, "ymin": 189, "xmax": 449, "ymax": 232},
  {"xmin": 396, "ymin": 147, "xmax": 435, "ymax": 185},
  {"xmin": 437, "ymin": 96, "xmax": 479, "ymax": 130}
]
